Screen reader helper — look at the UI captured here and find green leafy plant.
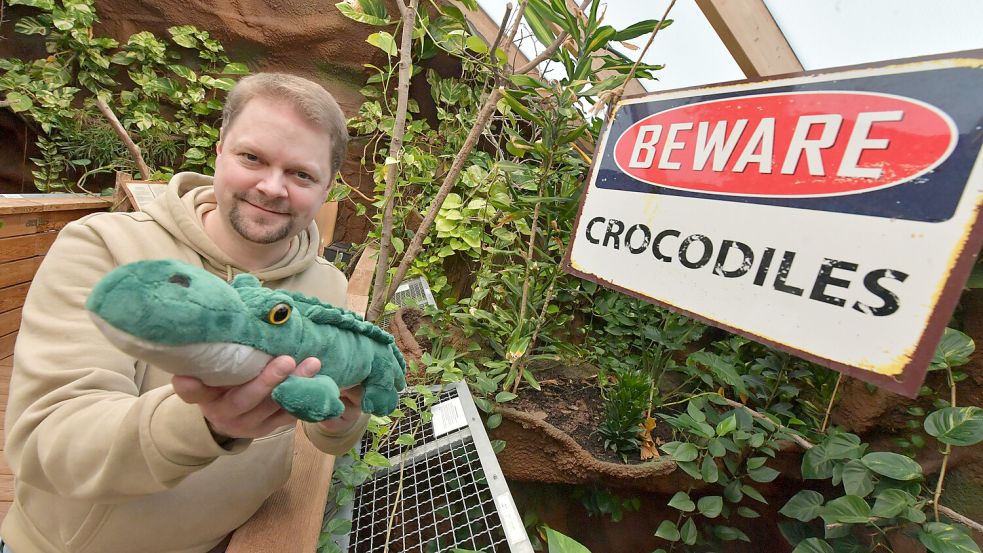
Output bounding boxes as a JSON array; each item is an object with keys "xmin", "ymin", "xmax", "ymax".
[
  {"xmin": 1, "ymin": 0, "xmax": 247, "ymax": 191},
  {"xmin": 597, "ymin": 367, "xmax": 651, "ymax": 462},
  {"xmin": 778, "ymin": 328, "xmax": 981, "ymax": 553}
]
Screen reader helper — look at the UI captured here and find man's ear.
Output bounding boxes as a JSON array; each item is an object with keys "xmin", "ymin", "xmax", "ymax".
[{"xmin": 216, "ymin": 127, "xmax": 224, "ymax": 155}]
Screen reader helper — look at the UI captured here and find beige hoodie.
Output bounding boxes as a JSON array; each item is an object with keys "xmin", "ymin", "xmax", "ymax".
[{"xmin": 2, "ymin": 173, "xmax": 368, "ymax": 553}]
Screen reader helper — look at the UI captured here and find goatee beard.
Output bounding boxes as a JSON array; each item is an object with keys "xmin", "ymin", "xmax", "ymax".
[{"xmin": 229, "ymin": 195, "xmax": 295, "ymax": 244}]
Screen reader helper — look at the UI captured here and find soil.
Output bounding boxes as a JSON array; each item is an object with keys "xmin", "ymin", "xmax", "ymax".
[{"xmin": 508, "ymin": 366, "xmax": 676, "ymax": 465}]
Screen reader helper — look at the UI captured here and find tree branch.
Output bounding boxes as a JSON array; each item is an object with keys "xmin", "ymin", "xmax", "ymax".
[
  {"xmin": 365, "ymin": 0, "xmax": 419, "ymax": 322},
  {"xmin": 95, "ymin": 96, "xmax": 150, "ymax": 180}
]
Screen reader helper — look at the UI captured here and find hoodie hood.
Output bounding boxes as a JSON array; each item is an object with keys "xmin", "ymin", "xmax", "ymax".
[{"xmin": 143, "ymin": 172, "xmax": 321, "ymax": 282}]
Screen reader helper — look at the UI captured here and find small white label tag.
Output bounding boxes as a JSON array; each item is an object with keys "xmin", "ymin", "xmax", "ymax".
[
  {"xmin": 430, "ymin": 397, "xmax": 467, "ymax": 437},
  {"xmin": 495, "ymin": 493, "xmax": 527, "ymax": 547},
  {"xmin": 396, "ymin": 282, "xmax": 410, "ymax": 293}
]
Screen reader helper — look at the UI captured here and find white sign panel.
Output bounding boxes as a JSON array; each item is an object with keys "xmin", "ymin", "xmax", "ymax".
[{"xmin": 565, "ymin": 54, "xmax": 983, "ymax": 396}]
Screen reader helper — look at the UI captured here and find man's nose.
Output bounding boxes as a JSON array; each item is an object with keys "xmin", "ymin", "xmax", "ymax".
[{"xmin": 255, "ymin": 170, "xmax": 289, "ymax": 197}]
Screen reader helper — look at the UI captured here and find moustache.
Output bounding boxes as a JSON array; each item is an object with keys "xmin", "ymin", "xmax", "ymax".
[{"xmin": 235, "ymin": 192, "xmax": 291, "ymax": 215}]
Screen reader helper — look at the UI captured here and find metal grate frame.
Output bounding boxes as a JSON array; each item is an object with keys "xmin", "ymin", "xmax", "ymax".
[{"xmin": 329, "ymin": 382, "xmax": 532, "ymax": 553}]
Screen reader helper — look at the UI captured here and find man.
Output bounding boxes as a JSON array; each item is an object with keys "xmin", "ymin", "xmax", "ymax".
[{"xmin": 2, "ymin": 73, "xmax": 367, "ymax": 553}]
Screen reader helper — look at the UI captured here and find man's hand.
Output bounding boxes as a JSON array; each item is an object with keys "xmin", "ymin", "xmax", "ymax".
[
  {"xmin": 318, "ymin": 385, "xmax": 364, "ymax": 435},
  {"xmin": 172, "ymin": 355, "xmax": 320, "ymax": 440}
]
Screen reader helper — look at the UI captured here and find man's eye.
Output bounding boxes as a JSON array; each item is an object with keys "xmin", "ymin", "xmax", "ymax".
[
  {"xmin": 296, "ymin": 171, "xmax": 313, "ymax": 181},
  {"xmin": 241, "ymin": 153, "xmax": 259, "ymax": 162}
]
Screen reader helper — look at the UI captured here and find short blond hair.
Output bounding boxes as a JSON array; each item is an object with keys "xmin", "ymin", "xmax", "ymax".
[{"xmin": 223, "ymin": 72, "xmax": 349, "ymax": 181}]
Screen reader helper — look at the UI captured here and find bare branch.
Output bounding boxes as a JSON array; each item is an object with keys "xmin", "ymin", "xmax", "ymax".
[
  {"xmin": 365, "ymin": 0, "xmax": 419, "ymax": 322},
  {"xmin": 938, "ymin": 505, "xmax": 983, "ymax": 534},
  {"xmin": 95, "ymin": 96, "xmax": 150, "ymax": 180},
  {"xmin": 488, "ymin": 3, "xmax": 513, "ymax": 61}
]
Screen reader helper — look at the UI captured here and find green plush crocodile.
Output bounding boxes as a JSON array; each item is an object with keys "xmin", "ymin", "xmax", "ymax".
[{"xmin": 85, "ymin": 259, "xmax": 406, "ymax": 422}]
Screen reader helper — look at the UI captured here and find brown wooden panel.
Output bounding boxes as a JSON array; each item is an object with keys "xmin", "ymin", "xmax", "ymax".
[
  {"xmin": 0, "ymin": 197, "xmax": 111, "ymax": 216},
  {"xmin": 0, "ymin": 283, "xmax": 30, "ymax": 315},
  {"xmin": 0, "ymin": 310, "xmax": 22, "ymax": 339},
  {"xmin": 226, "ymin": 425, "xmax": 335, "ymax": 553},
  {"xmin": 0, "ymin": 232, "xmax": 57, "ymax": 264},
  {"xmin": 0, "ymin": 333, "xmax": 14, "ymax": 359},
  {"xmin": 0, "ymin": 209, "xmax": 102, "ymax": 239},
  {"xmin": 0, "ymin": 257, "xmax": 42, "ymax": 291}
]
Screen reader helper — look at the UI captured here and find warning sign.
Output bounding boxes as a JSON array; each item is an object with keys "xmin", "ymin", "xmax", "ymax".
[{"xmin": 564, "ymin": 53, "xmax": 983, "ymax": 396}]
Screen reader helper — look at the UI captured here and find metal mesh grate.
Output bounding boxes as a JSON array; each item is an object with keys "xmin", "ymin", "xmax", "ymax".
[
  {"xmin": 348, "ymin": 438, "xmax": 509, "ymax": 552},
  {"xmin": 374, "ymin": 388, "xmax": 458, "ymax": 460},
  {"xmin": 333, "ymin": 382, "xmax": 533, "ymax": 553},
  {"xmin": 381, "ymin": 276, "xmax": 437, "ymax": 330}
]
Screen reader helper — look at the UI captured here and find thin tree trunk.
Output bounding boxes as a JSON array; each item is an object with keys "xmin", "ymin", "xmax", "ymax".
[
  {"xmin": 365, "ymin": 0, "xmax": 419, "ymax": 323},
  {"xmin": 95, "ymin": 96, "xmax": 150, "ymax": 180}
]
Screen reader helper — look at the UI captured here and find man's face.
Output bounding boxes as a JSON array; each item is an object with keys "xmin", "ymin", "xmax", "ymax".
[{"xmin": 213, "ymin": 96, "xmax": 333, "ymax": 245}]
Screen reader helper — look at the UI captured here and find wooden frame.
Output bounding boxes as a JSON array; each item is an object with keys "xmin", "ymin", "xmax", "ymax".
[{"xmin": 695, "ymin": 0, "xmax": 803, "ymax": 78}]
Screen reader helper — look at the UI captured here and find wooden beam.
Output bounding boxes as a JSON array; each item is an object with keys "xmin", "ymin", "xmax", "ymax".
[{"xmin": 695, "ymin": 0, "xmax": 803, "ymax": 78}]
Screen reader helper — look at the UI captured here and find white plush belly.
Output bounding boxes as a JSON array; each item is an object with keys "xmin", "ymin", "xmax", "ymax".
[{"xmin": 90, "ymin": 313, "xmax": 273, "ymax": 386}]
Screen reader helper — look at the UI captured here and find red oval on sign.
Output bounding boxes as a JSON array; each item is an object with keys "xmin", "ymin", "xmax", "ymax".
[{"xmin": 612, "ymin": 91, "xmax": 957, "ymax": 197}]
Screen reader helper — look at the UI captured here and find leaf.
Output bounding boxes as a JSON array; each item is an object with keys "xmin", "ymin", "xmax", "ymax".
[
  {"xmin": 748, "ymin": 465, "xmax": 780, "ymax": 483},
  {"xmin": 918, "ymin": 522, "xmax": 981, "ymax": 553},
  {"xmin": 742, "ymin": 484, "xmax": 768, "ymax": 504},
  {"xmin": 668, "ymin": 442, "xmax": 698, "ymax": 463},
  {"xmin": 545, "ymin": 527, "xmax": 592, "ymax": 553},
  {"xmin": 335, "ymin": 2, "xmax": 392, "ymax": 25},
  {"xmin": 222, "ymin": 62, "xmax": 250, "ymax": 75},
  {"xmin": 780, "ymin": 490, "xmax": 824, "ymax": 522},
  {"xmin": 931, "ymin": 328, "xmax": 974, "ymax": 369},
  {"xmin": 715, "ymin": 415, "xmax": 737, "ymax": 436},
  {"xmin": 395, "ymin": 434, "xmax": 416, "ymax": 446},
  {"xmin": 820, "ymin": 495, "xmax": 871, "ymax": 525},
  {"xmin": 841, "ymin": 460, "xmax": 874, "ymax": 497},
  {"xmin": 583, "ymin": 25, "xmax": 617, "ymax": 55},
  {"xmin": 612, "ymin": 18, "xmax": 673, "ymax": 42},
  {"xmin": 713, "ymin": 526, "xmax": 750, "ymax": 542},
  {"xmin": 701, "ymin": 456, "xmax": 719, "ymax": 483},
  {"xmin": 8, "ymin": 0, "xmax": 55, "ymax": 9},
  {"xmin": 870, "ymin": 488, "xmax": 914, "ymax": 519},
  {"xmin": 486, "ymin": 413, "xmax": 502, "ymax": 429},
  {"xmin": 668, "ymin": 491, "xmax": 695, "ymax": 512},
  {"xmin": 366, "ymin": 31, "xmax": 397, "ymax": 56},
  {"xmin": 5, "ymin": 92, "xmax": 33, "ymax": 113},
  {"xmin": 495, "ymin": 391, "xmax": 517, "ymax": 403},
  {"xmin": 14, "ymin": 16, "xmax": 49, "ymax": 35},
  {"xmin": 689, "ymin": 351, "xmax": 747, "ymax": 395},
  {"xmin": 679, "ymin": 517, "xmax": 697, "ymax": 545},
  {"xmin": 465, "ymin": 35, "xmax": 488, "ymax": 54},
  {"xmin": 655, "ymin": 520, "xmax": 680, "ymax": 542},
  {"xmin": 861, "ymin": 452, "xmax": 922, "ymax": 481},
  {"xmin": 698, "ymin": 495, "xmax": 723, "ymax": 518},
  {"xmin": 362, "ymin": 451, "xmax": 390, "ymax": 467},
  {"xmin": 924, "ymin": 407, "xmax": 983, "ymax": 446},
  {"xmin": 792, "ymin": 538, "xmax": 834, "ymax": 553},
  {"xmin": 687, "ymin": 400, "xmax": 706, "ymax": 422}
]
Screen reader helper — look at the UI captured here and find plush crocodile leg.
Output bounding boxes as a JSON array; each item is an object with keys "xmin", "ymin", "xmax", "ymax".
[
  {"xmin": 361, "ymin": 355, "xmax": 401, "ymax": 416},
  {"xmin": 272, "ymin": 374, "xmax": 344, "ymax": 422}
]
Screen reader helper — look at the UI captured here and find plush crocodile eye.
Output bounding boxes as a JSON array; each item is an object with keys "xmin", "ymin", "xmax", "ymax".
[{"xmin": 268, "ymin": 303, "xmax": 291, "ymax": 325}]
